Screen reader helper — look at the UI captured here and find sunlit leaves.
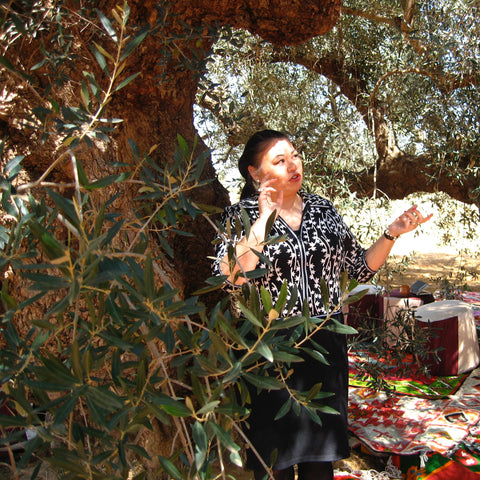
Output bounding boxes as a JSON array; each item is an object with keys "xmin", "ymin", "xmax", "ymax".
[{"xmin": 196, "ymin": 2, "xmax": 480, "ymax": 220}]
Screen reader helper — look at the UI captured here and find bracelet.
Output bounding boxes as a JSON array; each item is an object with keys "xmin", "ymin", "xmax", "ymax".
[{"xmin": 383, "ymin": 228, "xmax": 400, "ymax": 241}]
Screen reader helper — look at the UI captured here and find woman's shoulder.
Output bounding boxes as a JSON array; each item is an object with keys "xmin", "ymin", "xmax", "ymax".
[
  {"xmin": 301, "ymin": 192, "xmax": 334, "ymax": 208},
  {"xmin": 224, "ymin": 196, "xmax": 259, "ymax": 215}
]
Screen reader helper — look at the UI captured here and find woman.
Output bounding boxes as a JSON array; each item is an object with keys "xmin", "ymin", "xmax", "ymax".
[{"xmin": 212, "ymin": 130, "xmax": 432, "ymax": 480}]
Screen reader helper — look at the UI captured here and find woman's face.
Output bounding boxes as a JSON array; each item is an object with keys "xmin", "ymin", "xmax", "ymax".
[{"xmin": 248, "ymin": 139, "xmax": 303, "ymax": 195}]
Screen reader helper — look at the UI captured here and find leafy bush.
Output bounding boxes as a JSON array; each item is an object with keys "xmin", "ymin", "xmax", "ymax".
[
  {"xmin": 0, "ymin": 4, "xmax": 364, "ymax": 479},
  {"xmin": 0, "ymin": 135, "xmax": 362, "ymax": 480}
]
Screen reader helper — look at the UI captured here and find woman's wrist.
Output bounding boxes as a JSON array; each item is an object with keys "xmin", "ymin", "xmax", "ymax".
[
  {"xmin": 238, "ymin": 229, "xmax": 265, "ymax": 251},
  {"xmin": 383, "ymin": 226, "xmax": 400, "ymax": 241}
]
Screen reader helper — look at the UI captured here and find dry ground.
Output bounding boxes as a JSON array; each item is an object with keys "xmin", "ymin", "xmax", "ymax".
[{"xmin": 387, "ymin": 252, "xmax": 480, "ymax": 293}]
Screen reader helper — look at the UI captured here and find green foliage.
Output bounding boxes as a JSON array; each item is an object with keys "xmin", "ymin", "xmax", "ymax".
[
  {"xmin": 2, "ymin": 2, "xmax": 477, "ymax": 479},
  {"xmin": 195, "ymin": 0, "xmax": 480, "ymax": 220},
  {"xmin": 0, "ymin": 138, "xmax": 362, "ymax": 479},
  {"xmin": 0, "ymin": 3, "xmax": 364, "ymax": 480}
]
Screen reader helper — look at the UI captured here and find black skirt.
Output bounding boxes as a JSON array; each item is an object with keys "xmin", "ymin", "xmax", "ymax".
[{"xmin": 245, "ymin": 318, "xmax": 350, "ymax": 471}]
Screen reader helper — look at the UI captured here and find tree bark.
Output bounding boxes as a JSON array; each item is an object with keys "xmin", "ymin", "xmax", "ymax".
[
  {"xmin": 120, "ymin": 0, "xmax": 341, "ymax": 294},
  {"xmin": 170, "ymin": 0, "xmax": 341, "ymax": 44},
  {"xmin": 1, "ymin": 0, "xmax": 343, "ymax": 306}
]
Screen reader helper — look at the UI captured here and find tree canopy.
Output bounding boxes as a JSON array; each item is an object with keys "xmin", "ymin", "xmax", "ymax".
[{"xmin": 196, "ymin": 0, "xmax": 480, "ymax": 207}]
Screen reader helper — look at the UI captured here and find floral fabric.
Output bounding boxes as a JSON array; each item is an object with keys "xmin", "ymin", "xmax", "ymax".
[{"xmin": 213, "ymin": 192, "xmax": 376, "ymax": 317}]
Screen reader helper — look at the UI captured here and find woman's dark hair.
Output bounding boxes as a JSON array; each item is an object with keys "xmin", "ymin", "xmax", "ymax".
[{"xmin": 238, "ymin": 129, "xmax": 291, "ymax": 199}]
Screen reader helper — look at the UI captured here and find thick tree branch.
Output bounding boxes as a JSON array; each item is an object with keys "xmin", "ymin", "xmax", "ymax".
[
  {"xmin": 171, "ymin": 0, "xmax": 342, "ymax": 45},
  {"xmin": 351, "ymin": 152, "xmax": 479, "ymax": 207},
  {"xmin": 269, "ymin": 46, "xmax": 479, "ymax": 205}
]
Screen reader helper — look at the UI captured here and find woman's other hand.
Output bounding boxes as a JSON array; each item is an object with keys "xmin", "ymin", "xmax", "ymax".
[{"xmin": 388, "ymin": 204, "xmax": 433, "ymax": 237}]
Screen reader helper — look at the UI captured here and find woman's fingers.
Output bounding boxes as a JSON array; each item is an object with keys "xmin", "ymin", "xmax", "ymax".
[
  {"xmin": 257, "ymin": 176, "xmax": 281, "ymax": 217},
  {"xmin": 398, "ymin": 205, "xmax": 433, "ymax": 232},
  {"xmin": 389, "ymin": 205, "xmax": 433, "ymax": 236}
]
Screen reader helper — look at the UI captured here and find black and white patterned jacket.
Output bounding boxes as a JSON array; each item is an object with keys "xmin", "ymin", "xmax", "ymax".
[{"xmin": 213, "ymin": 191, "xmax": 376, "ymax": 317}]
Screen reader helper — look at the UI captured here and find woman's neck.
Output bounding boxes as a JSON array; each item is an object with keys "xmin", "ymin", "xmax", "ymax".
[
  {"xmin": 278, "ymin": 192, "xmax": 303, "ymax": 230},
  {"xmin": 280, "ymin": 192, "xmax": 302, "ymax": 212}
]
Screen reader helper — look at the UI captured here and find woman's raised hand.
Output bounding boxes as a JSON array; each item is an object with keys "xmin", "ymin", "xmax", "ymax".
[
  {"xmin": 388, "ymin": 204, "xmax": 433, "ymax": 237},
  {"xmin": 257, "ymin": 174, "xmax": 283, "ymax": 219}
]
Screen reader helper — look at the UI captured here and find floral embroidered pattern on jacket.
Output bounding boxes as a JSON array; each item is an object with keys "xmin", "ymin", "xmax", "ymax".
[{"xmin": 213, "ymin": 192, "xmax": 376, "ymax": 317}]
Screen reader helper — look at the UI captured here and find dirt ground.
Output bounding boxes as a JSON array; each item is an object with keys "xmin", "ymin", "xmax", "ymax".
[{"xmin": 386, "ymin": 252, "xmax": 480, "ymax": 293}]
